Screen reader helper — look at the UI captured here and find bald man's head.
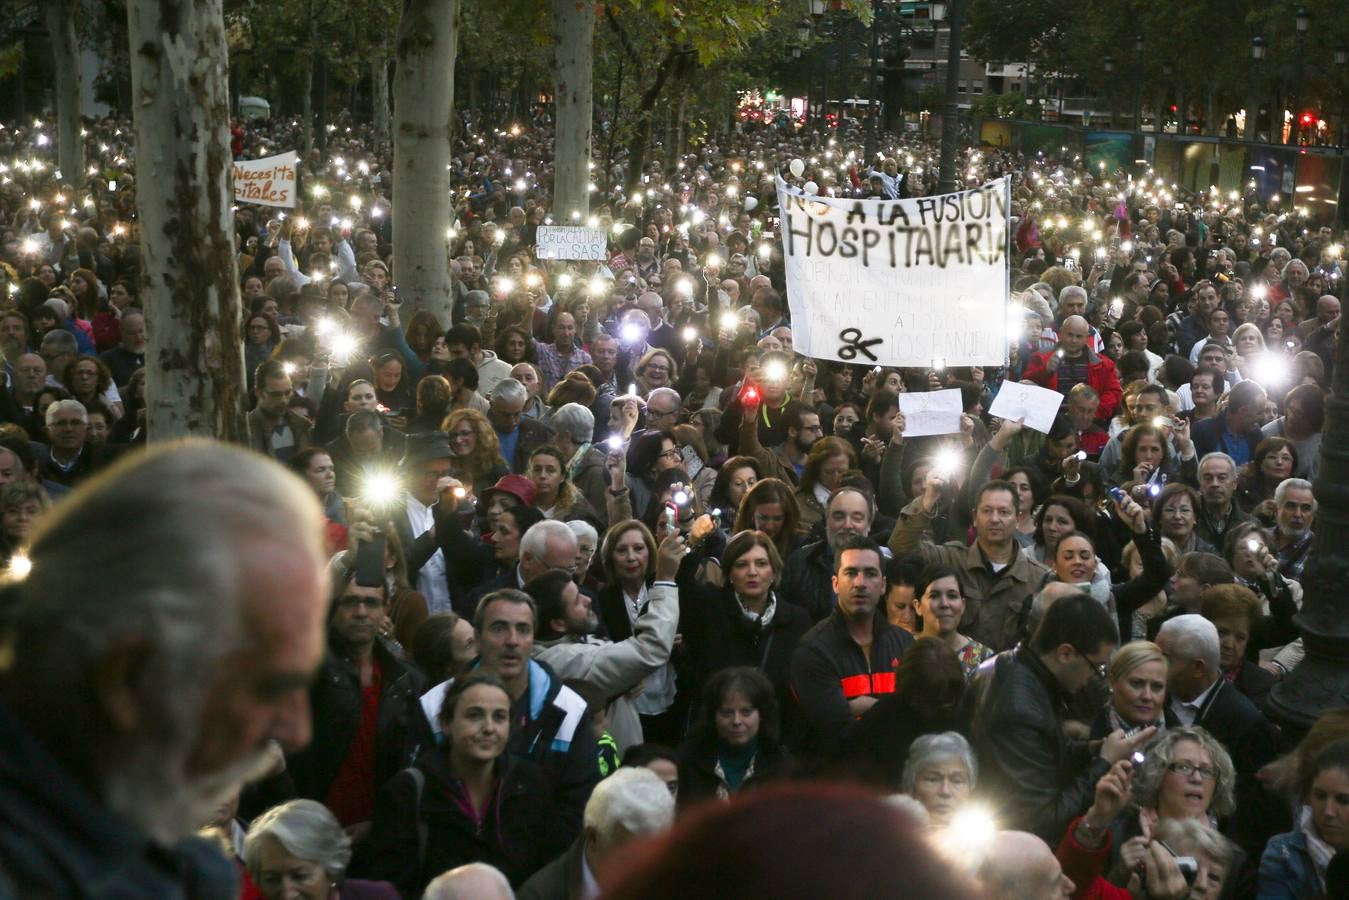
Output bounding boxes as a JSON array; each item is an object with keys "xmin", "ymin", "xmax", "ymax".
[
  {"xmin": 1059, "ymin": 315, "xmax": 1090, "ymax": 357},
  {"xmin": 978, "ymin": 831, "xmax": 1074, "ymax": 899}
]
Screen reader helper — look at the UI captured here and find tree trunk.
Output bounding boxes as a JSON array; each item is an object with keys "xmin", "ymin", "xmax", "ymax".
[
  {"xmin": 301, "ymin": 55, "xmax": 314, "ymax": 157},
  {"xmin": 392, "ymin": 0, "xmax": 459, "ymax": 329},
  {"xmin": 46, "ymin": 0, "xmax": 83, "ymax": 181},
  {"xmin": 126, "ymin": 0, "xmax": 245, "ymax": 441},
  {"xmin": 371, "ymin": 54, "xmax": 391, "ymax": 147},
  {"xmin": 551, "ymin": 0, "xmax": 595, "ymax": 224},
  {"xmin": 624, "ymin": 46, "xmax": 683, "ymax": 192}
]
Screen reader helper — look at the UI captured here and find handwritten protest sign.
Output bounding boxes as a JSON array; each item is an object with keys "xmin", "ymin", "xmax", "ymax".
[
  {"xmin": 536, "ymin": 226, "xmax": 607, "ymax": 260},
  {"xmin": 988, "ymin": 381, "xmax": 1064, "ymax": 434},
  {"xmin": 776, "ymin": 175, "xmax": 1010, "ymax": 367},
  {"xmin": 233, "ymin": 151, "xmax": 297, "ymax": 208},
  {"xmin": 897, "ymin": 388, "xmax": 964, "ymax": 437}
]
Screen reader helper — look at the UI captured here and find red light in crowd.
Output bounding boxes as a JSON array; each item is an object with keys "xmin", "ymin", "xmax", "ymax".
[
  {"xmin": 743, "ymin": 386, "xmax": 760, "ymax": 404},
  {"xmin": 1301, "ymin": 113, "xmax": 1315, "ymax": 125}
]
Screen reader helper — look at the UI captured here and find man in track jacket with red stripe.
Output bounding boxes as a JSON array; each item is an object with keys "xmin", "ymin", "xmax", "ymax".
[{"xmin": 790, "ymin": 535, "xmax": 913, "ymax": 763}]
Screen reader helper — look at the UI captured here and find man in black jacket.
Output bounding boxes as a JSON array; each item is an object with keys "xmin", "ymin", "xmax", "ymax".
[
  {"xmin": 780, "ymin": 485, "xmax": 878, "ymax": 623},
  {"xmin": 284, "ymin": 574, "xmax": 425, "ymax": 839},
  {"xmin": 965, "ymin": 592, "xmax": 1153, "ymax": 845},
  {"xmin": 790, "ymin": 535, "xmax": 913, "ymax": 764}
]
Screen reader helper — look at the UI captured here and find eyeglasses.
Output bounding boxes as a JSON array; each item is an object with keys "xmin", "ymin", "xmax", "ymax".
[
  {"xmin": 1167, "ymin": 761, "xmax": 1219, "ymax": 781},
  {"xmin": 658, "ymin": 448, "xmax": 683, "ymax": 461},
  {"xmin": 647, "ymin": 408, "xmax": 676, "ymax": 419},
  {"xmin": 1073, "ymin": 647, "xmax": 1109, "ymax": 681}
]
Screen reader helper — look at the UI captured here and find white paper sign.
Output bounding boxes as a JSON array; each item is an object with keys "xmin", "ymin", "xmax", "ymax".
[
  {"xmin": 988, "ymin": 381, "xmax": 1064, "ymax": 434},
  {"xmin": 536, "ymin": 226, "xmax": 608, "ymax": 260},
  {"xmin": 232, "ymin": 151, "xmax": 297, "ymax": 208},
  {"xmin": 897, "ymin": 388, "xmax": 963, "ymax": 437},
  {"xmin": 776, "ymin": 175, "xmax": 1010, "ymax": 367}
]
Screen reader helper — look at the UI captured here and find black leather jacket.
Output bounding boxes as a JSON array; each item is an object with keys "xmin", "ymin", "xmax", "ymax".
[
  {"xmin": 964, "ymin": 646, "xmax": 1109, "ymax": 845},
  {"xmin": 285, "ymin": 636, "xmax": 426, "ymax": 805}
]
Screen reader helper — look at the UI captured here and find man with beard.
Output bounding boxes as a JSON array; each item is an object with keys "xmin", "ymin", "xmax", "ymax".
[
  {"xmin": 1273, "ymin": 478, "xmax": 1315, "ymax": 583},
  {"xmin": 780, "ymin": 485, "xmax": 881, "ymax": 622},
  {"xmin": 790, "ymin": 535, "xmax": 913, "ymax": 762},
  {"xmin": 526, "ymin": 536, "xmax": 680, "ymax": 753},
  {"xmin": 739, "ymin": 398, "xmax": 821, "ymax": 487},
  {"xmin": 281, "ymin": 564, "xmax": 425, "ymax": 846},
  {"xmin": 0, "ymin": 442, "xmax": 328, "ymax": 896}
]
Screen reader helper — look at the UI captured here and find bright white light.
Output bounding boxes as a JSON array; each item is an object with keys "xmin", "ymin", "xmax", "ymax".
[
  {"xmin": 762, "ymin": 360, "xmax": 788, "ymax": 383},
  {"xmin": 329, "ymin": 332, "xmax": 358, "ymax": 362},
  {"xmin": 681, "ymin": 326, "xmax": 698, "ymax": 343},
  {"xmin": 7, "ymin": 553, "xmax": 31, "ymax": 580},
  {"xmin": 362, "ymin": 472, "xmax": 401, "ymax": 507},
  {"xmin": 934, "ymin": 448, "xmax": 963, "ymax": 478},
  {"xmin": 606, "ymin": 436, "xmax": 623, "ymax": 451}
]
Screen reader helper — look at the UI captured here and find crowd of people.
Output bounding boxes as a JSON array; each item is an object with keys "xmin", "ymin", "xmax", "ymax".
[{"xmin": 0, "ymin": 107, "xmax": 1347, "ymax": 899}]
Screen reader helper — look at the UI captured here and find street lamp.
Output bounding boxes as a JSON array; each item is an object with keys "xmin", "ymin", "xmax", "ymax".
[{"xmin": 811, "ymin": 0, "xmax": 826, "ymax": 23}]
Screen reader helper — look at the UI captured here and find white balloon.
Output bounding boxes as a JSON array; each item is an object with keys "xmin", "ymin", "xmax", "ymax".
[
  {"xmin": 789, "ymin": 158, "xmax": 805, "ymax": 178},
  {"xmin": 744, "ymin": 196, "xmax": 758, "ymax": 211},
  {"xmin": 804, "ymin": 181, "xmax": 819, "ymax": 195}
]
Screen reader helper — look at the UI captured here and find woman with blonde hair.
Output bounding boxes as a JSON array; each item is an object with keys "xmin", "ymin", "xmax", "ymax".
[
  {"xmin": 1090, "ymin": 640, "xmax": 1167, "ymax": 738},
  {"xmin": 441, "ymin": 407, "xmax": 508, "ymax": 497},
  {"xmin": 635, "ymin": 348, "xmax": 678, "ymax": 396}
]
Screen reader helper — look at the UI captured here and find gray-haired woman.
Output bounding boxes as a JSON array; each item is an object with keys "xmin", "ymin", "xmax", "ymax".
[
  {"xmin": 243, "ymin": 800, "xmax": 398, "ymax": 900},
  {"xmin": 901, "ymin": 731, "xmax": 978, "ymax": 828}
]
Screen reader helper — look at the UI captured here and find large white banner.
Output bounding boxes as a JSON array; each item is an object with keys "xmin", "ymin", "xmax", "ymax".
[
  {"xmin": 233, "ymin": 151, "xmax": 298, "ymax": 208},
  {"xmin": 776, "ymin": 175, "xmax": 1010, "ymax": 367}
]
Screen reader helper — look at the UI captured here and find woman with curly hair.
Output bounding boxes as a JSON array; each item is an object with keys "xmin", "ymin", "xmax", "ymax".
[
  {"xmin": 526, "ymin": 444, "xmax": 599, "ymax": 525},
  {"xmin": 1104, "ymin": 726, "xmax": 1241, "ymax": 884},
  {"xmin": 495, "ymin": 324, "xmax": 537, "ymax": 367},
  {"xmin": 62, "ymin": 355, "xmax": 122, "ymax": 421},
  {"xmin": 403, "ymin": 310, "xmax": 443, "ymax": 367},
  {"xmin": 441, "ymin": 408, "xmax": 509, "ymax": 498},
  {"xmin": 794, "ymin": 437, "xmax": 857, "ymax": 534}
]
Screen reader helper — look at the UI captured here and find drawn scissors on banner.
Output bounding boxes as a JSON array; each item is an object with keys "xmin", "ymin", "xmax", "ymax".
[{"xmin": 838, "ymin": 328, "xmax": 883, "ymax": 362}]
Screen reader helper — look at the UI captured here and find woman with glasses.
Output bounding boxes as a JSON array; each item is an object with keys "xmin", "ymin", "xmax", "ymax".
[
  {"xmin": 1105, "ymin": 727, "xmax": 1243, "ymax": 888},
  {"xmin": 441, "ymin": 408, "xmax": 509, "ymax": 499}
]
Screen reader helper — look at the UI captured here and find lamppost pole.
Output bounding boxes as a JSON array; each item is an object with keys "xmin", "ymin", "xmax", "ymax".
[
  {"xmin": 1133, "ymin": 33, "xmax": 1144, "ymax": 136},
  {"xmin": 936, "ymin": 0, "xmax": 964, "ymax": 194},
  {"xmin": 1269, "ymin": 308, "xmax": 1349, "ymax": 732},
  {"xmin": 1291, "ymin": 6, "xmax": 1310, "ymax": 144},
  {"xmin": 1248, "ymin": 36, "xmax": 1266, "ymax": 142},
  {"xmin": 864, "ymin": 0, "xmax": 882, "ymax": 161},
  {"xmin": 1336, "ymin": 45, "xmax": 1348, "ymax": 147},
  {"xmin": 1103, "ymin": 56, "xmax": 1116, "ymax": 129}
]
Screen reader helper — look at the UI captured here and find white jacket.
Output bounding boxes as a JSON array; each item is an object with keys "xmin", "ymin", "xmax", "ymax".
[{"xmin": 533, "ymin": 580, "xmax": 679, "ymax": 753}]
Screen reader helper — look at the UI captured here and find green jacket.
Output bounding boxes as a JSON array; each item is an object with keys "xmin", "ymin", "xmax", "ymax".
[{"xmin": 889, "ymin": 496, "xmax": 1050, "ymax": 651}]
